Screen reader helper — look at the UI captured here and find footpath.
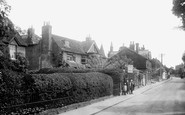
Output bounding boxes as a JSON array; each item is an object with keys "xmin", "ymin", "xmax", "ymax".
[{"xmin": 42, "ymin": 78, "xmax": 172, "ymax": 115}]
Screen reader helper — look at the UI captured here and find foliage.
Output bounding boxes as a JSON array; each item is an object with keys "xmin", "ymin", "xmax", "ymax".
[
  {"xmin": 150, "ymin": 58, "xmax": 161, "ymax": 69},
  {"xmin": 0, "ymin": 69, "xmax": 28, "ymax": 107},
  {"xmin": 32, "ymin": 73, "xmax": 73, "ymax": 101},
  {"xmin": 172, "ymin": 0, "xmax": 185, "ymax": 29},
  {"xmin": 98, "ymin": 68, "xmax": 124, "ymax": 96},
  {"xmin": 30, "ymin": 67, "xmax": 94, "ymax": 74},
  {"xmin": 0, "ymin": 53, "xmax": 29, "ymax": 73},
  {"xmin": 53, "ymin": 52, "xmax": 68, "ymax": 68},
  {"xmin": 86, "ymin": 54, "xmax": 105, "ymax": 69},
  {"xmin": 104, "ymin": 54, "xmax": 133, "ymax": 69},
  {"xmin": 182, "ymin": 52, "xmax": 185, "ymax": 63},
  {"xmin": 64, "ymin": 72, "xmax": 113, "ymax": 102},
  {"xmin": 30, "ymin": 67, "xmax": 122, "ymax": 95},
  {"xmin": 0, "ymin": 0, "xmax": 11, "ymax": 17},
  {"xmin": 14, "ymin": 26, "xmax": 27, "ymax": 35},
  {"xmin": 15, "ymin": 53, "xmax": 29, "ymax": 72},
  {"xmin": 1, "ymin": 72, "xmax": 113, "ymax": 114}
]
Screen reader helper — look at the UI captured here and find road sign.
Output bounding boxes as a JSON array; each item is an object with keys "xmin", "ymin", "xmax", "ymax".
[{"xmin": 127, "ymin": 65, "xmax": 133, "ymax": 73}]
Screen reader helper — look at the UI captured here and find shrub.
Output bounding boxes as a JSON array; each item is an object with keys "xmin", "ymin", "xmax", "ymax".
[
  {"xmin": 64, "ymin": 72, "xmax": 113, "ymax": 102},
  {"xmin": 0, "ymin": 69, "xmax": 25, "ymax": 107},
  {"xmin": 31, "ymin": 67, "xmax": 96, "ymax": 74},
  {"xmin": 1, "ymin": 70, "xmax": 113, "ymax": 114},
  {"xmin": 97, "ymin": 68, "xmax": 124, "ymax": 95},
  {"xmin": 32, "ymin": 72, "xmax": 113, "ymax": 103},
  {"xmin": 32, "ymin": 73, "xmax": 73, "ymax": 101},
  {"xmin": 30, "ymin": 67, "xmax": 122, "ymax": 96},
  {"xmin": 0, "ymin": 54, "xmax": 28, "ymax": 73}
]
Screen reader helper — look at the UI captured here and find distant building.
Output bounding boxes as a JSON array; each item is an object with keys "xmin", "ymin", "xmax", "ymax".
[
  {"xmin": 107, "ymin": 42, "xmax": 118, "ymax": 58},
  {"xmin": 108, "ymin": 41, "xmax": 152, "ymax": 60}
]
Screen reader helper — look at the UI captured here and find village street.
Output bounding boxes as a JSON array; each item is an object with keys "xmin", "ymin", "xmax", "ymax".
[{"xmin": 59, "ymin": 77, "xmax": 185, "ymax": 115}]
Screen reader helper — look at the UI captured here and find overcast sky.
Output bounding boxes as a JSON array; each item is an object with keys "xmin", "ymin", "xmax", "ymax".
[{"xmin": 7, "ymin": 0, "xmax": 185, "ymax": 68}]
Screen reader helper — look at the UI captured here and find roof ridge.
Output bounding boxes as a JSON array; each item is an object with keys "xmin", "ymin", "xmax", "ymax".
[
  {"xmin": 120, "ymin": 46, "xmax": 148, "ymax": 60},
  {"xmin": 52, "ymin": 34, "xmax": 82, "ymax": 43}
]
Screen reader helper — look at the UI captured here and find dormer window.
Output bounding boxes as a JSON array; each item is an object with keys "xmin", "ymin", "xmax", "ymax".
[{"xmin": 64, "ymin": 40, "xmax": 70, "ymax": 48}]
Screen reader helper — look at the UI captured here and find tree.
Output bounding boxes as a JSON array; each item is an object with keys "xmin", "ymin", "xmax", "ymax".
[
  {"xmin": 0, "ymin": 0, "xmax": 17, "ymax": 57},
  {"xmin": 0, "ymin": 0, "xmax": 11, "ymax": 17},
  {"xmin": 182, "ymin": 52, "xmax": 185, "ymax": 63},
  {"xmin": 172, "ymin": 0, "xmax": 185, "ymax": 29}
]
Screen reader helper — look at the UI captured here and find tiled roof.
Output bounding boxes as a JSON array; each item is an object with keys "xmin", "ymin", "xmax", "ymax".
[
  {"xmin": 52, "ymin": 34, "xmax": 102, "ymax": 55},
  {"xmin": 116, "ymin": 46, "xmax": 148, "ymax": 70},
  {"xmin": 14, "ymin": 33, "xmax": 27, "ymax": 46},
  {"xmin": 52, "ymin": 34, "xmax": 85, "ymax": 54},
  {"xmin": 81, "ymin": 40, "xmax": 94, "ymax": 53},
  {"xmin": 108, "ymin": 51, "xmax": 118, "ymax": 57},
  {"xmin": 100, "ymin": 45, "xmax": 106, "ymax": 58},
  {"xmin": 3, "ymin": 31, "xmax": 27, "ymax": 47}
]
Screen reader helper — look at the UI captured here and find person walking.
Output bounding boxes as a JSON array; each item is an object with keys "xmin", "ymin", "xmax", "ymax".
[
  {"xmin": 126, "ymin": 79, "xmax": 130, "ymax": 94},
  {"xmin": 121, "ymin": 78, "xmax": 127, "ymax": 95},
  {"xmin": 130, "ymin": 79, "xmax": 135, "ymax": 94}
]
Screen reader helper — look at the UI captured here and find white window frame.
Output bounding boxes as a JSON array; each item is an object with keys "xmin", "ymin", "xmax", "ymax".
[{"xmin": 9, "ymin": 44, "xmax": 17, "ymax": 60}]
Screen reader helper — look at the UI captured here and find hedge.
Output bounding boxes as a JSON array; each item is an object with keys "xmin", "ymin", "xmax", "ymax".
[
  {"xmin": 32, "ymin": 72, "xmax": 113, "ymax": 103},
  {"xmin": 32, "ymin": 73, "xmax": 73, "ymax": 101},
  {"xmin": 97, "ymin": 68, "xmax": 124, "ymax": 95},
  {"xmin": 29, "ymin": 67, "xmax": 123, "ymax": 96},
  {"xmin": 1, "ymin": 72, "xmax": 113, "ymax": 114},
  {"xmin": 0, "ymin": 69, "xmax": 26, "ymax": 108},
  {"xmin": 30, "ymin": 68, "xmax": 124, "ymax": 84},
  {"xmin": 29, "ymin": 68, "xmax": 95, "ymax": 74}
]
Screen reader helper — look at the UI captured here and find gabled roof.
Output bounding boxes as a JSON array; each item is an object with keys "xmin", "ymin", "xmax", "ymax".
[
  {"xmin": 1, "ymin": 17, "xmax": 27, "ymax": 47},
  {"xmin": 52, "ymin": 34, "xmax": 102, "ymax": 55},
  {"xmin": 14, "ymin": 34, "xmax": 27, "ymax": 46},
  {"xmin": 3, "ymin": 31, "xmax": 27, "ymax": 47},
  {"xmin": 81, "ymin": 40, "xmax": 94, "ymax": 53},
  {"xmin": 52, "ymin": 34, "xmax": 85, "ymax": 54},
  {"xmin": 117, "ymin": 46, "xmax": 148, "ymax": 70},
  {"xmin": 108, "ymin": 51, "xmax": 118, "ymax": 58}
]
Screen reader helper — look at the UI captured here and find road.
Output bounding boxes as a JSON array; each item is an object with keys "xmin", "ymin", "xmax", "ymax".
[
  {"xmin": 59, "ymin": 77, "xmax": 185, "ymax": 115},
  {"xmin": 93, "ymin": 77, "xmax": 185, "ymax": 115}
]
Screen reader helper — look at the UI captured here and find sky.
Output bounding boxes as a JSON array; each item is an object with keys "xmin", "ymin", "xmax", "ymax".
[{"xmin": 6, "ymin": 0, "xmax": 185, "ymax": 68}]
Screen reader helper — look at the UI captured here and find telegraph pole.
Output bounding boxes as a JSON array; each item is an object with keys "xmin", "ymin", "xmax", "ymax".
[
  {"xmin": 161, "ymin": 53, "xmax": 164, "ymax": 65},
  {"xmin": 160, "ymin": 53, "xmax": 164, "ymax": 80}
]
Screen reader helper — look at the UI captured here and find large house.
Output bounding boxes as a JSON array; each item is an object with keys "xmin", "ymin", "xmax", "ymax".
[
  {"xmin": 0, "ymin": 22, "xmax": 106, "ymax": 70},
  {"xmin": 22, "ymin": 23, "xmax": 106, "ymax": 70}
]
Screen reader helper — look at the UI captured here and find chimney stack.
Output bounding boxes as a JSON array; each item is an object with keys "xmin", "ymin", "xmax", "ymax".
[
  {"xmin": 136, "ymin": 43, "xmax": 139, "ymax": 53},
  {"xmin": 27, "ymin": 27, "xmax": 35, "ymax": 45}
]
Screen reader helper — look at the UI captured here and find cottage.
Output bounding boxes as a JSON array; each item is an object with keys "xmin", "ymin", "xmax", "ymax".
[{"xmin": 23, "ymin": 23, "xmax": 106, "ymax": 70}]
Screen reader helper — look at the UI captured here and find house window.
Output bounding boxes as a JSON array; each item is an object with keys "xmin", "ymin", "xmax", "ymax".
[
  {"xmin": 9, "ymin": 44, "xmax": 17, "ymax": 60},
  {"xmin": 81, "ymin": 56, "xmax": 86, "ymax": 64},
  {"xmin": 67, "ymin": 54, "xmax": 75, "ymax": 61}
]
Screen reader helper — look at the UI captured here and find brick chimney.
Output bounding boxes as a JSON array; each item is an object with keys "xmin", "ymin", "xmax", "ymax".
[
  {"xmin": 27, "ymin": 27, "xmax": 35, "ymax": 45},
  {"xmin": 136, "ymin": 43, "xmax": 139, "ymax": 53},
  {"xmin": 41, "ymin": 22, "xmax": 52, "ymax": 54},
  {"xmin": 40, "ymin": 22, "xmax": 53, "ymax": 69},
  {"xmin": 129, "ymin": 41, "xmax": 135, "ymax": 51},
  {"xmin": 86, "ymin": 35, "xmax": 92, "ymax": 42}
]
